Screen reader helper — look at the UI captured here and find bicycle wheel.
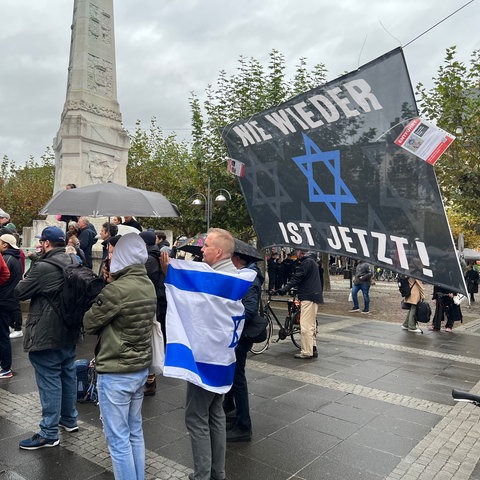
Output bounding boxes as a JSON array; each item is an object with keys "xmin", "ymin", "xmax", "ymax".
[
  {"xmin": 250, "ymin": 315, "xmax": 273, "ymax": 354},
  {"xmin": 290, "ymin": 324, "xmax": 301, "ymax": 349}
]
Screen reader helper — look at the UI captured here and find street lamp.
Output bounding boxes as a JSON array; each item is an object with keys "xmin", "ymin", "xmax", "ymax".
[{"xmin": 188, "ymin": 177, "xmax": 231, "ymax": 230}]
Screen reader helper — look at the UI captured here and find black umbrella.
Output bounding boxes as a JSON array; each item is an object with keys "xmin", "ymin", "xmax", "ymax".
[
  {"xmin": 177, "ymin": 235, "xmax": 263, "ymax": 263},
  {"xmin": 39, "ymin": 182, "xmax": 180, "ymax": 218},
  {"xmin": 234, "ymin": 239, "xmax": 263, "ymax": 263}
]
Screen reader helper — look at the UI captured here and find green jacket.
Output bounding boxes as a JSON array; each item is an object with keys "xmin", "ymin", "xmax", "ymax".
[{"xmin": 83, "ymin": 263, "xmax": 157, "ymax": 373}]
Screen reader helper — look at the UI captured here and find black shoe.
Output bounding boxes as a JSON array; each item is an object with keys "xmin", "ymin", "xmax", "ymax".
[
  {"xmin": 226, "ymin": 426, "xmax": 251, "ymax": 443},
  {"xmin": 313, "ymin": 346, "xmax": 318, "ymax": 358},
  {"xmin": 144, "ymin": 377, "xmax": 156, "ymax": 396}
]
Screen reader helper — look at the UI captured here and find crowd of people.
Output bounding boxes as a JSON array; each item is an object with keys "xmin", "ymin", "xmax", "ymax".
[{"xmin": 1, "ymin": 200, "xmax": 479, "ymax": 479}]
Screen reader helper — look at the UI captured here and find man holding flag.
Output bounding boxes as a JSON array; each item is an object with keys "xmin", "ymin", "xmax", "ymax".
[{"xmin": 160, "ymin": 228, "xmax": 255, "ymax": 480}]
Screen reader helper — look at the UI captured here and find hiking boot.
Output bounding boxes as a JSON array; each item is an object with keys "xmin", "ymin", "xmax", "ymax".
[
  {"xmin": 19, "ymin": 433, "xmax": 59, "ymax": 450},
  {"xmin": 59, "ymin": 422, "xmax": 79, "ymax": 433},
  {"xmin": 0, "ymin": 369, "xmax": 13, "ymax": 379},
  {"xmin": 144, "ymin": 377, "xmax": 157, "ymax": 396}
]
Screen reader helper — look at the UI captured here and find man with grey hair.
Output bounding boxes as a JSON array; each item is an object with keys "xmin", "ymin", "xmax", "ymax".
[
  {"xmin": 161, "ymin": 227, "xmax": 236, "ymax": 480},
  {"xmin": 77, "ymin": 216, "xmax": 97, "ymax": 269},
  {"xmin": 276, "ymin": 249, "xmax": 323, "ymax": 359}
]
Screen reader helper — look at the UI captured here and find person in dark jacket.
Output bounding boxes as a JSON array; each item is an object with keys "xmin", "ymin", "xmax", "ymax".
[
  {"xmin": 84, "ymin": 233, "xmax": 156, "ymax": 480},
  {"xmin": 99, "ymin": 222, "xmax": 118, "ymax": 276},
  {"xmin": 0, "ymin": 234, "xmax": 23, "ymax": 377},
  {"xmin": 139, "ymin": 230, "xmax": 166, "ymax": 396},
  {"xmin": 224, "ymin": 255, "xmax": 264, "ymax": 443},
  {"xmin": 465, "ymin": 265, "xmax": 479, "ymax": 302},
  {"xmin": 123, "ymin": 215, "xmax": 143, "ymax": 232},
  {"xmin": 77, "ymin": 216, "xmax": 97, "ymax": 269},
  {"xmin": 276, "ymin": 249, "xmax": 323, "ymax": 359},
  {"xmin": 15, "ymin": 226, "xmax": 79, "ymax": 450},
  {"xmin": 430, "ymin": 285, "xmax": 462, "ymax": 332},
  {"xmin": 350, "ymin": 261, "xmax": 372, "ymax": 313}
]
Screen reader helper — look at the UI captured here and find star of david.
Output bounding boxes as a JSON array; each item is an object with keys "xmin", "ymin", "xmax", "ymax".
[
  {"xmin": 292, "ymin": 133, "xmax": 357, "ymax": 223},
  {"xmin": 228, "ymin": 314, "xmax": 245, "ymax": 348}
]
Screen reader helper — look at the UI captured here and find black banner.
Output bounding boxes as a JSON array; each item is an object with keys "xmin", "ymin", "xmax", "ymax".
[{"xmin": 221, "ymin": 48, "xmax": 466, "ymax": 295}]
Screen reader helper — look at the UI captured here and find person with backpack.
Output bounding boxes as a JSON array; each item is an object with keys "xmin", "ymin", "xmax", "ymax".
[
  {"xmin": 401, "ymin": 277, "xmax": 425, "ymax": 333},
  {"xmin": 14, "ymin": 226, "xmax": 79, "ymax": 449}
]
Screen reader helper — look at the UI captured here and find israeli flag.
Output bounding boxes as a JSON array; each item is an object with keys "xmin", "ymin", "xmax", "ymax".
[{"xmin": 163, "ymin": 259, "xmax": 256, "ymax": 394}]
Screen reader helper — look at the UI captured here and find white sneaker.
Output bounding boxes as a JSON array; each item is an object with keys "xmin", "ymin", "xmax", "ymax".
[
  {"xmin": 401, "ymin": 325, "xmax": 408, "ymax": 330},
  {"xmin": 408, "ymin": 328, "xmax": 422, "ymax": 333},
  {"xmin": 349, "ymin": 308, "xmax": 360, "ymax": 312},
  {"xmin": 9, "ymin": 330, "xmax": 23, "ymax": 339}
]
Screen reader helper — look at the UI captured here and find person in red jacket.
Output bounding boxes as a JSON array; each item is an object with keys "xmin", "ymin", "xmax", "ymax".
[{"xmin": 0, "ymin": 252, "xmax": 10, "ymax": 285}]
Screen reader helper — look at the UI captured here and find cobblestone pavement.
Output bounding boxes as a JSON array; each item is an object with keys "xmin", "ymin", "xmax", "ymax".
[{"xmin": 1, "ymin": 279, "xmax": 480, "ymax": 479}]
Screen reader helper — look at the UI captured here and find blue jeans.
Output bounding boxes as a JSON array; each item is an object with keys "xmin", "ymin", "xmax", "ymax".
[
  {"xmin": 97, "ymin": 369, "xmax": 148, "ymax": 480},
  {"xmin": 29, "ymin": 346, "xmax": 78, "ymax": 439},
  {"xmin": 351, "ymin": 283, "xmax": 370, "ymax": 312}
]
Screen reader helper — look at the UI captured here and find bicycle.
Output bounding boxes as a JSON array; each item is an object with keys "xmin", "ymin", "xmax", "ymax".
[
  {"xmin": 250, "ymin": 290, "xmax": 301, "ymax": 354},
  {"xmin": 452, "ymin": 389, "xmax": 480, "ymax": 406}
]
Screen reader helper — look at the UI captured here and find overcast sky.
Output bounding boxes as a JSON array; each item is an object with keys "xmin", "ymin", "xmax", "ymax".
[{"xmin": 1, "ymin": 0, "xmax": 478, "ymax": 165}]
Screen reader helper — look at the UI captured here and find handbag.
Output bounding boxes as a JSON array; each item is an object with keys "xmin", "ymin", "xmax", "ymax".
[
  {"xmin": 150, "ymin": 320, "xmax": 165, "ymax": 374},
  {"xmin": 453, "ymin": 294, "xmax": 467, "ymax": 306},
  {"xmin": 401, "ymin": 300, "xmax": 411, "ymax": 310}
]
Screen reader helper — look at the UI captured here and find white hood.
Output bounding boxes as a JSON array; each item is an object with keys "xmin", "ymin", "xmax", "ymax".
[{"xmin": 110, "ymin": 232, "xmax": 148, "ymax": 274}]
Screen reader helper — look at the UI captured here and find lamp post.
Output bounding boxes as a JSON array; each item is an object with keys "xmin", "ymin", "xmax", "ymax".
[{"xmin": 188, "ymin": 177, "xmax": 231, "ymax": 230}]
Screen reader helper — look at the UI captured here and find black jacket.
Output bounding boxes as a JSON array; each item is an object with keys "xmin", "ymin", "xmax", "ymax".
[
  {"xmin": 15, "ymin": 248, "xmax": 78, "ymax": 352},
  {"xmin": 282, "ymin": 253, "xmax": 323, "ymax": 303},
  {"xmin": 0, "ymin": 248, "xmax": 22, "ymax": 308}
]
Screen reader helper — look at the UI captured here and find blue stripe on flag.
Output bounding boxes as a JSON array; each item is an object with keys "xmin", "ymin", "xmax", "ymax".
[
  {"xmin": 166, "ymin": 267, "xmax": 251, "ymax": 300},
  {"xmin": 165, "ymin": 343, "xmax": 235, "ymax": 388}
]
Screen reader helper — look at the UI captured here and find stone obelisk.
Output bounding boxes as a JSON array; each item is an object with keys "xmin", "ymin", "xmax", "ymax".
[{"xmin": 53, "ymin": 0, "xmax": 129, "ymax": 193}]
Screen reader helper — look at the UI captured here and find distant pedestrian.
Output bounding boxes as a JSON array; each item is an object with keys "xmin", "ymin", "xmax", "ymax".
[
  {"xmin": 465, "ymin": 265, "xmax": 479, "ymax": 302},
  {"xmin": 350, "ymin": 261, "xmax": 372, "ymax": 314},
  {"xmin": 401, "ymin": 277, "xmax": 425, "ymax": 333},
  {"xmin": 430, "ymin": 286, "xmax": 462, "ymax": 332},
  {"xmin": 276, "ymin": 249, "xmax": 323, "ymax": 359}
]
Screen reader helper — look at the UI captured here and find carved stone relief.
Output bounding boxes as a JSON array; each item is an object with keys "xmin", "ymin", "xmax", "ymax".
[
  {"xmin": 87, "ymin": 152, "xmax": 120, "ymax": 184},
  {"xmin": 62, "ymin": 100, "xmax": 121, "ymax": 122},
  {"xmin": 89, "ymin": 3, "xmax": 112, "ymax": 44},
  {"xmin": 87, "ymin": 54, "xmax": 113, "ymax": 98}
]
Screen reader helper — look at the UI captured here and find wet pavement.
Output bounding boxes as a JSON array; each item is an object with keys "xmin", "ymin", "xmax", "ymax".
[{"xmin": 2, "ymin": 284, "xmax": 480, "ymax": 479}]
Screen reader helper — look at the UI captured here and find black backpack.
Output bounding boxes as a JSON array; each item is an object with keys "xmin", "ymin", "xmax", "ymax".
[
  {"xmin": 43, "ymin": 255, "xmax": 104, "ymax": 334},
  {"xmin": 398, "ymin": 276, "xmax": 413, "ymax": 297},
  {"xmin": 416, "ymin": 300, "xmax": 432, "ymax": 323}
]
